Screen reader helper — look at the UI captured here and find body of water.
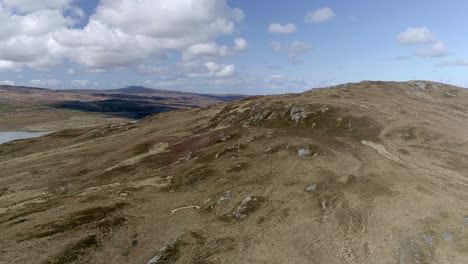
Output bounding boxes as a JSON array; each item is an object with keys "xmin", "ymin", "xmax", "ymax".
[{"xmin": 0, "ymin": 131, "xmax": 50, "ymax": 144}]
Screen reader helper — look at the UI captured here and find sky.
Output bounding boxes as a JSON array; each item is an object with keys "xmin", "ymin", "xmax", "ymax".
[{"xmin": 0, "ymin": 0, "xmax": 468, "ymax": 95}]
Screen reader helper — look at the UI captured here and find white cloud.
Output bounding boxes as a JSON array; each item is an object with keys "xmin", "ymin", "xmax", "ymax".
[
  {"xmin": 92, "ymin": 0, "xmax": 243, "ymax": 40},
  {"xmin": 0, "ymin": 1, "xmax": 75, "ymax": 70},
  {"xmin": 31, "ymin": 79, "xmax": 61, "ymax": 86},
  {"xmin": 0, "ymin": 0, "xmax": 245, "ymax": 72},
  {"xmin": 71, "ymin": 79, "xmax": 88, "ymax": 86},
  {"xmin": 66, "ymin": 68, "xmax": 75, "ymax": 74},
  {"xmin": 305, "ymin": 8, "xmax": 335, "ymax": 24},
  {"xmin": 185, "ymin": 62, "xmax": 235, "ymax": 78},
  {"xmin": 0, "ymin": 80, "xmax": 15, "ymax": 85},
  {"xmin": 182, "ymin": 42, "xmax": 230, "ymax": 63},
  {"xmin": 415, "ymin": 41, "xmax": 448, "ymax": 58},
  {"xmin": 1, "ymin": 0, "xmax": 74, "ymax": 13},
  {"xmin": 396, "ymin": 27, "xmax": 449, "ymax": 59},
  {"xmin": 268, "ymin": 23, "xmax": 297, "ymax": 35},
  {"xmin": 52, "ymin": 0, "xmax": 244, "ymax": 70},
  {"xmin": 397, "ymin": 27, "xmax": 436, "ymax": 45},
  {"xmin": 435, "ymin": 59, "xmax": 468, "ymax": 67},
  {"xmin": 233, "ymin": 38, "xmax": 248, "ymax": 51},
  {"xmin": 205, "ymin": 62, "xmax": 235, "ymax": 78}
]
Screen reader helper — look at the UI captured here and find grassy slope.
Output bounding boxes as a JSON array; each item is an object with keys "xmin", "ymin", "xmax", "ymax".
[{"xmin": 0, "ymin": 81, "xmax": 468, "ymax": 263}]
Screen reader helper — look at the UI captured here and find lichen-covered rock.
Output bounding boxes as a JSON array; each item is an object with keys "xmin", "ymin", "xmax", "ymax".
[
  {"xmin": 298, "ymin": 148, "xmax": 312, "ymax": 157},
  {"xmin": 146, "ymin": 239, "xmax": 179, "ymax": 264},
  {"xmin": 203, "ymin": 191, "xmax": 234, "ymax": 215},
  {"xmin": 212, "ymin": 102, "xmax": 334, "ymax": 128},
  {"xmin": 232, "ymin": 196, "xmax": 264, "ymax": 220},
  {"xmin": 443, "ymin": 90, "xmax": 458, "ymax": 98}
]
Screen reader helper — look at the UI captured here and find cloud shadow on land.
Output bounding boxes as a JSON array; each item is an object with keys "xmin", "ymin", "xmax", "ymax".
[{"xmin": 49, "ymin": 99, "xmax": 178, "ymax": 119}]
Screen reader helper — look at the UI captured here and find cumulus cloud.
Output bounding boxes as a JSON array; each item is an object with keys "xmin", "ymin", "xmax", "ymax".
[
  {"xmin": 305, "ymin": 8, "xmax": 335, "ymax": 24},
  {"xmin": 397, "ymin": 27, "xmax": 436, "ymax": 45},
  {"xmin": 268, "ymin": 23, "xmax": 297, "ymax": 35},
  {"xmin": 188, "ymin": 62, "xmax": 235, "ymax": 78},
  {"xmin": 182, "ymin": 42, "xmax": 230, "ymax": 63},
  {"xmin": 0, "ymin": 0, "xmax": 246, "ymax": 73},
  {"xmin": 415, "ymin": 41, "xmax": 448, "ymax": 58},
  {"xmin": 92, "ymin": 0, "xmax": 243, "ymax": 40},
  {"xmin": 1, "ymin": 0, "xmax": 75, "ymax": 13},
  {"xmin": 0, "ymin": 2, "xmax": 72, "ymax": 70},
  {"xmin": 233, "ymin": 38, "xmax": 248, "ymax": 51},
  {"xmin": 396, "ymin": 27, "xmax": 449, "ymax": 59},
  {"xmin": 52, "ymin": 0, "xmax": 245, "ymax": 70}
]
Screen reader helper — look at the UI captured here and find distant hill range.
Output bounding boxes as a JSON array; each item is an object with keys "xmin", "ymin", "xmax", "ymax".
[{"xmin": 0, "ymin": 85, "xmax": 246, "ymax": 131}]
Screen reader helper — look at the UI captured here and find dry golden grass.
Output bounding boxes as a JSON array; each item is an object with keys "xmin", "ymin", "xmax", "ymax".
[{"xmin": 1, "ymin": 81, "xmax": 468, "ymax": 263}]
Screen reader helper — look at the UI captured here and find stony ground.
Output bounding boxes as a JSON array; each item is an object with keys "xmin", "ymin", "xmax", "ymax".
[{"xmin": 1, "ymin": 81, "xmax": 468, "ymax": 264}]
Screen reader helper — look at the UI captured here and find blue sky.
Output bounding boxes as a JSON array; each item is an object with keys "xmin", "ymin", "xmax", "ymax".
[{"xmin": 0, "ymin": 0, "xmax": 467, "ymax": 94}]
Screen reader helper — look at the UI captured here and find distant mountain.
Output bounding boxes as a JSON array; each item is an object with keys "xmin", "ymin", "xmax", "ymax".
[
  {"xmin": 67, "ymin": 85, "xmax": 246, "ymax": 98},
  {"xmin": 103, "ymin": 86, "xmax": 167, "ymax": 94}
]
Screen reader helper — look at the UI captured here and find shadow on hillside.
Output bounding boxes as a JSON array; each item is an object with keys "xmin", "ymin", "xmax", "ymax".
[{"xmin": 50, "ymin": 99, "xmax": 177, "ymax": 119}]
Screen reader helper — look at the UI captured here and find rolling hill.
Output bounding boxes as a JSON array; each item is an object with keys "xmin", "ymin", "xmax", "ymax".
[{"xmin": 0, "ymin": 81, "xmax": 468, "ymax": 263}]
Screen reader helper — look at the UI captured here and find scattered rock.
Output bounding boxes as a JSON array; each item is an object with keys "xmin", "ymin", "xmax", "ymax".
[
  {"xmin": 442, "ymin": 232, "xmax": 453, "ymax": 242},
  {"xmin": 146, "ymin": 239, "xmax": 179, "ymax": 264},
  {"xmin": 205, "ymin": 191, "xmax": 232, "ymax": 206},
  {"xmin": 265, "ymin": 147, "xmax": 277, "ymax": 154},
  {"xmin": 298, "ymin": 148, "xmax": 312, "ymax": 157},
  {"xmin": 215, "ymin": 144, "xmax": 242, "ymax": 159},
  {"xmin": 118, "ymin": 191, "xmax": 131, "ymax": 197},
  {"xmin": 409, "ymin": 81, "xmax": 428, "ymax": 90},
  {"xmin": 443, "ymin": 90, "xmax": 458, "ymax": 98},
  {"xmin": 233, "ymin": 196, "xmax": 264, "ymax": 220},
  {"xmin": 218, "ymin": 191, "xmax": 232, "ymax": 205},
  {"xmin": 246, "ymin": 136, "xmax": 257, "ymax": 143},
  {"xmin": 464, "ymin": 216, "xmax": 468, "ymax": 225},
  {"xmin": 290, "ymin": 106, "xmax": 309, "ymax": 124},
  {"xmin": 218, "ymin": 134, "xmax": 233, "ymax": 142},
  {"xmin": 305, "ymin": 184, "xmax": 317, "ymax": 192},
  {"xmin": 266, "ymin": 131, "xmax": 274, "ymax": 139}
]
